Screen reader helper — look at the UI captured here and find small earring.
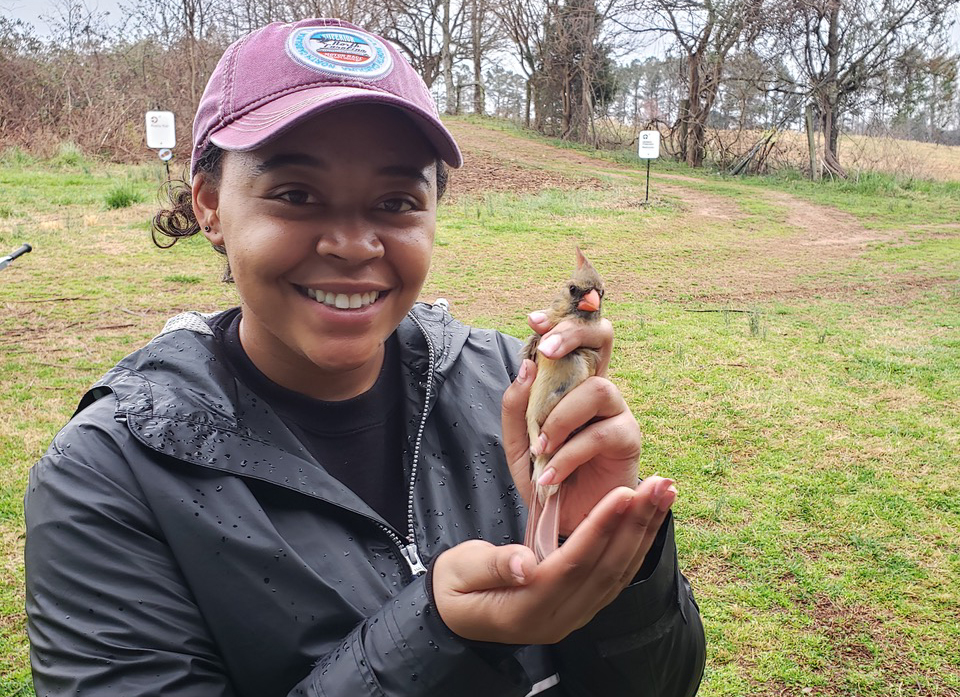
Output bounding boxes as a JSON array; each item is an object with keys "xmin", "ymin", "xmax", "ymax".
[{"xmin": 203, "ymin": 225, "xmax": 211, "ymax": 232}]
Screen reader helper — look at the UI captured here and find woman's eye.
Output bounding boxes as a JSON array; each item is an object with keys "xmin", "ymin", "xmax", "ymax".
[
  {"xmin": 378, "ymin": 198, "xmax": 415, "ymax": 213},
  {"xmin": 276, "ymin": 190, "xmax": 313, "ymax": 205}
]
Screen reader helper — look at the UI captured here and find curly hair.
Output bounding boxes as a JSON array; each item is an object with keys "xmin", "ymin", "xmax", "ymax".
[
  {"xmin": 151, "ymin": 145, "xmax": 449, "ymax": 283},
  {"xmin": 152, "ymin": 147, "xmax": 231, "ymax": 280}
]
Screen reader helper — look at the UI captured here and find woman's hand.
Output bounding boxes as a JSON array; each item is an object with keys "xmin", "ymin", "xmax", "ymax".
[
  {"xmin": 432, "ymin": 477, "xmax": 676, "ymax": 644},
  {"xmin": 502, "ymin": 311, "xmax": 645, "ymax": 536}
]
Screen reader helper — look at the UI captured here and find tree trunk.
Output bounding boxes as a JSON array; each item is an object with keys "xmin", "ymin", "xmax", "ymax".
[
  {"xmin": 805, "ymin": 103, "xmax": 819, "ymax": 181},
  {"xmin": 685, "ymin": 54, "xmax": 704, "ymax": 167},
  {"xmin": 820, "ymin": 2, "xmax": 846, "ymax": 177},
  {"xmin": 471, "ymin": 0, "xmax": 484, "ymax": 115},
  {"xmin": 525, "ymin": 79, "xmax": 532, "ymax": 127},
  {"xmin": 442, "ymin": 0, "xmax": 456, "ymax": 115},
  {"xmin": 677, "ymin": 98, "xmax": 689, "ymax": 162},
  {"xmin": 820, "ymin": 103, "xmax": 845, "ymax": 177}
]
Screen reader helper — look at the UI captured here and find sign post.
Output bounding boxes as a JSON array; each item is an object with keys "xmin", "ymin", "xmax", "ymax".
[
  {"xmin": 145, "ymin": 110, "xmax": 176, "ymax": 180},
  {"xmin": 638, "ymin": 130, "xmax": 660, "ymax": 203}
]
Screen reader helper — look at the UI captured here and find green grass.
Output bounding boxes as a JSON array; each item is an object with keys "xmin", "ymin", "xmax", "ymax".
[
  {"xmin": 104, "ymin": 185, "xmax": 146, "ymax": 209},
  {"xmin": 1, "ymin": 125, "xmax": 959, "ymax": 696}
]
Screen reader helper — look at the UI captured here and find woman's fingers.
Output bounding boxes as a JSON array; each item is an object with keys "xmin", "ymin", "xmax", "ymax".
[
  {"xmin": 533, "ymin": 481, "xmax": 673, "ymax": 632},
  {"xmin": 539, "ymin": 413, "xmax": 641, "ymax": 487},
  {"xmin": 531, "ymin": 376, "xmax": 630, "ymax": 455},
  {"xmin": 578, "ymin": 477, "xmax": 676, "ymax": 608},
  {"xmin": 531, "ymin": 378, "xmax": 641, "ymax": 487},
  {"xmin": 528, "ymin": 313, "xmax": 613, "ymax": 376},
  {"xmin": 431, "ymin": 481, "xmax": 676, "ymax": 645}
]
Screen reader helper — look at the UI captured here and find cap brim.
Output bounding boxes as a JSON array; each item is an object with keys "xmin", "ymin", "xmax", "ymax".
[{"xmin": 209, "ymin": 85, "xmax": 463, "ymax": 168}]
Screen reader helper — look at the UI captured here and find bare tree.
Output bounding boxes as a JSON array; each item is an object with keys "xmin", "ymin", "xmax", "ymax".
[
  {"xmin": 468, "ymin": 0, "xmax": 505, "ymax": 114},
  {"xmin": 493, "ymin": 0, "xmax": 550, "ymax": 126},
  {"xmin": 123, "ymin": 0, "xmax": 222, "ymax": 103},
  {"xmin": 537, "ymin": 0, "xmax": 619, "ymax": 142},
  {"xmin": 380, "ymin": 0, "xmax": 443, "ymax": 90},
  {"xmin": 777, "ymin": 0, "xmax": 956, "ymax": 176},
  {"xmin": 626, "ymin": 0, "xmax": 762, "ymax": 166}
]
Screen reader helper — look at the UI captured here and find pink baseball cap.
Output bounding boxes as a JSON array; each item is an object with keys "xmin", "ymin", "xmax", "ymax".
[{"xmin": 191, "ymin": 18, "xmax": 462, "ymax": 177}]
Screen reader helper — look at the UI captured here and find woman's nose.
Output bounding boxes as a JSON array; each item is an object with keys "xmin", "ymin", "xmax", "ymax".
[{"xmin": 315, "ymin": 218, "xmax": 384, "ymax": 263}]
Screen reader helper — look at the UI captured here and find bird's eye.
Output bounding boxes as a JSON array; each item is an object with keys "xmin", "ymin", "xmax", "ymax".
[{"xmin": 569, "ymin": 284, "xmax": 578, "ymax": 295}]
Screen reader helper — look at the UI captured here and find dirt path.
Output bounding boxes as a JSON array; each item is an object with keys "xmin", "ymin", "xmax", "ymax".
[{"xmin": 444, "ymin": 120, "xmax": 944, "ymax": 305}]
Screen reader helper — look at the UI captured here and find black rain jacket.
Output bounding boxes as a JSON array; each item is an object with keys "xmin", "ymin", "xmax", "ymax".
[{"xmin": 25, "ymin": 303, "xmax": 705, "ymax": 697}]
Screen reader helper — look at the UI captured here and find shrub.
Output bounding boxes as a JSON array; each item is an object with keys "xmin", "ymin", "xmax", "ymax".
[
  {"xmin": 52, "ymin": 141, "xmax": 86, "ymax": 167},
  {"xmin": 104, "ymin": 185, "xmax": 144, "ymax": 209},
  {"xmin": 0, "ymin": 146, "xmax": 35, "ymax": 166}
]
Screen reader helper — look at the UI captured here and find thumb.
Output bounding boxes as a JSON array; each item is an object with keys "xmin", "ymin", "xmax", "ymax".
[
  {"xmin": 502, "ymin": 359, "xmax": 537, "ymax": 469},
  {"xmin": 436, "ymin": 541, "xmax": 536, "ymax": 594}
]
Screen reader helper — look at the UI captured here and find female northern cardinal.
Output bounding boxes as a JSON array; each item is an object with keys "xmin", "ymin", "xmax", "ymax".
[{"xmin": 521, "ymin": 247, "xmax": 605, "ymax": 561}]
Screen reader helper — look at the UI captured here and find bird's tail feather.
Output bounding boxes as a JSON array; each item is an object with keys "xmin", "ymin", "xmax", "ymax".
[{"xmin": 524, "ymin": 484, "xmax": 562, "ymax": 562}]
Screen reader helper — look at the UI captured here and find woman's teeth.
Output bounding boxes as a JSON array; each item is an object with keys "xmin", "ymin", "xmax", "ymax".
[{"xmin": 304, "ymin": 288, "xmax": 380, "ymax": 309}]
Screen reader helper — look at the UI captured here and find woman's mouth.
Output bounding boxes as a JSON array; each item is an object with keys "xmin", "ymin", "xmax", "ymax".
[{"xmin": 299, "ymin": 286, "xmax": 383, "ymax": 310}]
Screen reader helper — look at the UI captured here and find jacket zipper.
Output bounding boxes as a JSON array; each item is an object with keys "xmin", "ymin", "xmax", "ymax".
[{"xmin": 376, "ymin": 311, "xmax": 436, "ymax": 579}]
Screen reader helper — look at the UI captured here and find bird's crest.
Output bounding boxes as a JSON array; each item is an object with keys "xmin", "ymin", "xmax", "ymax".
[{"xmin": 573, "ymin": 248, "xmax": 603, "ymax": 311}]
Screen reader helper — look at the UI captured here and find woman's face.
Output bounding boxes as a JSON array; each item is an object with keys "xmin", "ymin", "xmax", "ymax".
[{"xmin": 193, "ymin": 104, "xmax": 438, "ymax": 400}]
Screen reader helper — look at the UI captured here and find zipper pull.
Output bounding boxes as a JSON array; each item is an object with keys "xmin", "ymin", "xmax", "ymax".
[{"xmin": 401, "ymin": 541, "xmax": 428, "ymax": 577}]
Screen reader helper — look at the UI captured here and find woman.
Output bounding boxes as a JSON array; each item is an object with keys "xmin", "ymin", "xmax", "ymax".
[{"xmin": 25, "ymin": 18, "xmax": 705, "ymax": 697}]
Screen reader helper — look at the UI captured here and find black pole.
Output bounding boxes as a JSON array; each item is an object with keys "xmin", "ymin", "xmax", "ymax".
[
  {"xmin": 165, "ymin": 160, "xmax": 171, "ymax": 181},
  {"xmin": 645, "ymin": 159, "xmax": 651, "ymax": 202}
]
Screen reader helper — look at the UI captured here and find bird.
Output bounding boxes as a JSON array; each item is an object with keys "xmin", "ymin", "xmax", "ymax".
[{"xmin": 521, "ymin": 247, "xmax": 605, "ymax": 561}]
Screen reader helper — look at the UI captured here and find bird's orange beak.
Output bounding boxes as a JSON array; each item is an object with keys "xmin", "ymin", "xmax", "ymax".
[{"xmin": 577, "ymin": 289, "xmax": 601, "ymax": 312}]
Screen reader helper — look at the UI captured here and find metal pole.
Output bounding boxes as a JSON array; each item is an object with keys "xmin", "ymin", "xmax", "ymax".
[{"xmin": 645, "ymin": 159, "xmax": 651, "ymax": 202}]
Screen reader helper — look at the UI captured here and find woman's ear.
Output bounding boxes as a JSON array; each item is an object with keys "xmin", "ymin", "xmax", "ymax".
[{"xmin": 192, "ymin": 173, "xmax": 223, "ymax": 247}]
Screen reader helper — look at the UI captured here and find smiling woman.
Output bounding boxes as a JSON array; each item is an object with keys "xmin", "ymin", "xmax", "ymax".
[
  {"xmin": 23, "ymin": 16, "xmax": 705, "ymax": 697},
  {"xmin": 191, "ymin": 106, "xmax": 440, "ymax": 401}
]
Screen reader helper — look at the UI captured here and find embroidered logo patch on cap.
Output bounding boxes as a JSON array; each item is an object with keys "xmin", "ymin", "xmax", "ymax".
[{"xmin": 286, "ymin": 27, "xmax": 393, "ymax": 80}]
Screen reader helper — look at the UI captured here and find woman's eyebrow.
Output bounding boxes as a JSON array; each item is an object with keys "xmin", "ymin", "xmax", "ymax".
[
  {"xmin": 377, "ymin": 165, "xmax": 431, "ymax": 186},
  {"xmin": 253, "ymin": 153, "xmax": 325, "ymax": 176}
]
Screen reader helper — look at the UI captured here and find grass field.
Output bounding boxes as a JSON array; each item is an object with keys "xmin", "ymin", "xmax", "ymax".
[{"xmin": 1, "ymin": 122, "xmax": 958, "ymax": 696}]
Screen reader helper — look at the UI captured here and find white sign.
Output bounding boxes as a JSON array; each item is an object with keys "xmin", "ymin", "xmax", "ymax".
[
  {"xmin": 145, "ymin": 111, "xmax": 176, "ymax": 149},
  {"xmin": 638, "ymin": 130, "xmax": 660, "ymax": 159}
]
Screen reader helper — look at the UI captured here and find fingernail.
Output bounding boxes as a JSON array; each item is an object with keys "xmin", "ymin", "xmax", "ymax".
[
  {"xmin": 650, "ymin": 478, "xmax": 668, "ymax": 505},
  {"xmin": 517, "ymin": 360, "xmax": 529, "ymax": 384},
  {"xmin": 657, "ymin": 481, "xmax": 676, "ymax": 512},
  {"xmin": 529, "ymin": 311, "xmax": 548, "ymax": 324},
  {"xmin": 509, "ymin": 554, "xmax": 526, "ymax": 582},
  {"xmin": 537, "ymin": 433, "xmax": 549, "ymax": 455},
  {"xmin": 537, "ymin": 467, "xmax": 556, "ymax": 487},
  {"xmin": 538, "ymin": 334, "xmax": 562, "ymax": 357},
  {"xmin": 616, "ymin": 494, "xmax": 633, "ymax": 515}
]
